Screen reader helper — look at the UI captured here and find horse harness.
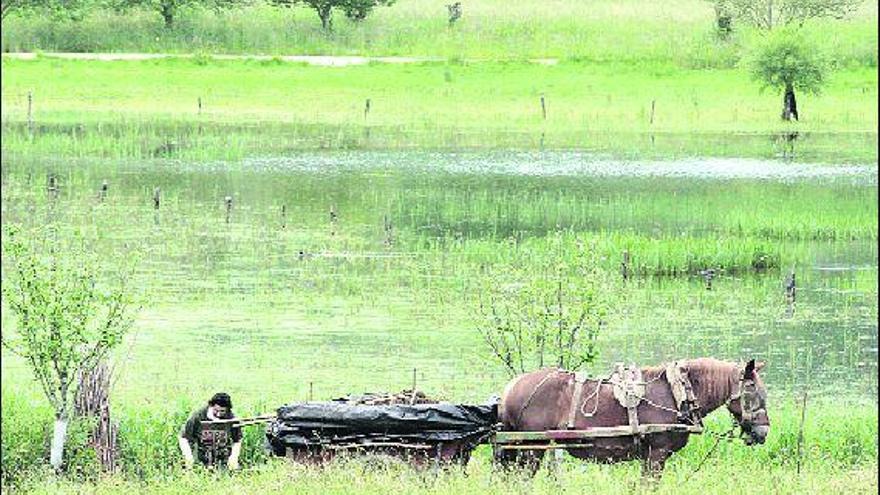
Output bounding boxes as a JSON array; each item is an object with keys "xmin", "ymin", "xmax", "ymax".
[
  {"xmin": 565, "ymin": 361, "xmax": 703, "ymax": 448},
  {"xmin": 727, "ymin": 364, "xmax": 766, "ymax": 431}
]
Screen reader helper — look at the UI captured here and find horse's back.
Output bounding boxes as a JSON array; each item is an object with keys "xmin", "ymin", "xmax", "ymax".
[{"xmin": 499, "ymin": 368, "xmax": 567, "ymax": 430}]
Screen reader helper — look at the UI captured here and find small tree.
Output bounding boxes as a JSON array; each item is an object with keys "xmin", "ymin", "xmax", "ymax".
[
  {"xmin": 710, "ymin": 0, "xmax": 862, "ymax": 31},
  {"xmin": 750, "ymin": 29, "xmax": 826, "ymax": 121},
  {"xmin": 475, "ymin": 236, "xmax": 615, "ymax": 377},
  {"xmin": 1, "ymin": 225, "xmax": 138, "ymax": 472}
]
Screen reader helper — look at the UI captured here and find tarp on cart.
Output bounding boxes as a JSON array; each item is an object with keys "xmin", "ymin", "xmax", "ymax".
[{"xmin": 266, "ymin": 400, "xmax": 498, "ymax": 450}]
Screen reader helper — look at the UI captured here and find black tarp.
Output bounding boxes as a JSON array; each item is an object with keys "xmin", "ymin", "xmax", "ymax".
[{"xmin": 266, "ymin": 400, "xmax": 498, "ymax": 452}]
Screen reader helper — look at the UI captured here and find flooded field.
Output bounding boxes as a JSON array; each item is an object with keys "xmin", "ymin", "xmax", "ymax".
[{"xmin": 2, "ymin": 151, "xmax": 876, "ymax": 410}]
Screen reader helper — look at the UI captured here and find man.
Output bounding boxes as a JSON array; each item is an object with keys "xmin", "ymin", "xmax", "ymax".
[{"xmin": 179, "ymin": 392, "xmax": 242, "ymax": 469}]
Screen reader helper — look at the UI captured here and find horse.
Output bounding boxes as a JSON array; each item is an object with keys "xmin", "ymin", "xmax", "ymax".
[{"xmin": 496, "ymin": 358, "xmax": 770, "ymax": 478}]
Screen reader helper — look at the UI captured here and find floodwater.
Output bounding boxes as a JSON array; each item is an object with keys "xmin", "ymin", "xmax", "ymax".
[{"xmin": 1, "ymin": 151, "xmax": 877, "ymax": 406}]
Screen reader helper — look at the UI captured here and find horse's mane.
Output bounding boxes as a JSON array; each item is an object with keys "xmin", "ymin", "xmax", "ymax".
[{"xmin": 644, "ymin": 357, "xmax": 738, "ymax": 412}]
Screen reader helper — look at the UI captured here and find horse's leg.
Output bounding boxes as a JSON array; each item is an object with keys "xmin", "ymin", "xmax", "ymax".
[
  {"xmin": 640, "ymin": 445, "xmax": 670, "ymax": 485},
  {"xmin": 493, "ymin": 446, "xmax": 545, "ymax": 476}
]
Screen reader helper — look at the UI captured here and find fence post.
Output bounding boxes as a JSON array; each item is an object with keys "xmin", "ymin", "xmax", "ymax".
[
  {"xmin": 364, "ymin": 98, "xmax": 371, "ymax": 120},
  {"xmin": 99, "ymin": 180, "xmax": 108, "ymax": 202},
  {"xmin": 281, "ymin": 204, "xmax": 287, "ymax": 229},
  {"xmin": 198, "ymin": 97, "xmax": 202, "ymax": 116},
  {"xmin": 330, "ymin": 205, "xmax": 338, "ymax": 236},
  {"xmin": 27, "ymin": 91, "xmax": 34, "ymax": 136},
  {"xmin": 47, "ymin": 173, "xmax": 58, "ymax": 199},
  {"xmin": 621, "ymin": 250, "xmax": 630, "ymax": 281},
  {"xmin": 785, "ymin": 271, "xmax": 796, "ymax": 303},
  {"xmin": 540, "ymin": 93, "xmax": 547, "ymax": 120},
  {"xmin": 796, "ymin": 391, "xmax": 808, "ymax": 474},
  {"xmin": 410, "ymin": 368, "xmax": 418, "ymax": 405},
  {"xmin": 153, "ymin": 187, "xmax": 161, "ymax": 210},
  {"xmin": 649, "ymin": 99, "xmax": 656, "ymax": 125},
  {"xmin": 225, "ymin": 196, "xmax": 233, "ymax": 224}
]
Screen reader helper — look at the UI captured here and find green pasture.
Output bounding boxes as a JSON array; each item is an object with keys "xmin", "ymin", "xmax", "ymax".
[
  {"xmin": 1, "ymin": 0, "xmax": 877, "ymax": 68},
  {"xmin": 1, "ymin": 57, "xmax": 877, "ymax": 161}
]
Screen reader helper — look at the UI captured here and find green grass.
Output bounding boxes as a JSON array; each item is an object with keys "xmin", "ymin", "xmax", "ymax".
[
  {"xmin": 1, "ymin": 57, "xmax": 877, "ymax": 160},
  {"xmin": 2, "ymin": 380, "xmax": 877, "ymax": 491},
  {"xmin": 1, "ymin": 0, "xmax": 877, "ymax": 68}
]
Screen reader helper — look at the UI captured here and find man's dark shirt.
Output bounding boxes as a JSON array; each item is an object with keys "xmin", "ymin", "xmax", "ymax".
[{"xmin": 180, "ymin": 406, "xmax": 242, "ymax": 465}]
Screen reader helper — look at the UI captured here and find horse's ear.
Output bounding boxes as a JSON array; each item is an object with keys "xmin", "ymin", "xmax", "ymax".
[
  {"xmin": 744, "ymin": 359, "xmax": 756, "ymax": 377},
  {"xmin": 755, "ymin": 360, "xmax": 766, "ymax": 372}
]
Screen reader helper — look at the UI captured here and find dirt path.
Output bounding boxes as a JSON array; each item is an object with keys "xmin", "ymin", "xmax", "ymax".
[{"xmin": 2, "ymin": 52, "xmax": 558, "ymax": 66}]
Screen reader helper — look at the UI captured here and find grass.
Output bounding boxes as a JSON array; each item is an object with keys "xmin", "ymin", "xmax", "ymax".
[
  {"xmin": 1, "ymin": 57, "xmax": 877, "ymax": 161},
  {"xmin": 0, "ymin": 2, "xmax": 876, "ymax": 491},
  {"xmin": 0, "ymin": 0, "xmax": 876, "ymax": 68}
]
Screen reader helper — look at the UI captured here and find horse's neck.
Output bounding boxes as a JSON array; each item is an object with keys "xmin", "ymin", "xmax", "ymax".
[{"xmin": 689, "ymin": 361, "xmax": 736, "ymax": 414}]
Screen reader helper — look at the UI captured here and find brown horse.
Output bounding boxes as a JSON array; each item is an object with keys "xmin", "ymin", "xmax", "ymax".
[{"xmin": 496, "ymin": 358, "xmax": 770, "ymax": 477}]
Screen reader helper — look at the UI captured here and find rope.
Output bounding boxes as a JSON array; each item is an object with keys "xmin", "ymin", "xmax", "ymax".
[
  {"xmin": 677, "ymin": 427, "xmax": 737, "ymax": 486},
  {"xmin": 515, "ymin": 370, "xmax": 560, "ymax": 425}
]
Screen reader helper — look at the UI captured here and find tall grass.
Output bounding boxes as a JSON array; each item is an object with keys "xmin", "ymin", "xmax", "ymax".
[
  {"xmin": 1, "ymin": 0, "xmax": 877, "ymax": 69},
  {"xmin": 2, "ymin": 386, "xmax": 877, "ymax": 488}
]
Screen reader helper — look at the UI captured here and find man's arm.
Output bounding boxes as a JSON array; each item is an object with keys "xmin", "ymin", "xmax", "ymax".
[
  {"xmin": 227, "ymin": 424, "xmax": 242, "ymax": 470},
  {"xmin": 178, "ymin": 436, "xmax": 195, "ymax": 469},
  {"xmin": 227, "ymin": 441, "xmax": 241, "ymax": 470},
  {"xmin": 179, "ymin": 412, "xmax": 198, "ymax": 469}
]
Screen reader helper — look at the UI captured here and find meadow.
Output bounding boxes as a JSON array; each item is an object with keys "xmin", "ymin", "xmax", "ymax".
[
  {"xmin": 1, "ymin": 0, "xmax": 878, "ymax": 493},
  {"xmin": 0, "ymin": 0, "xmax": 877, "ymax": 67}
]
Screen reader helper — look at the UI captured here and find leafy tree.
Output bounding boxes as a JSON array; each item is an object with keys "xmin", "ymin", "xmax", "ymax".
[
  {"xmin": 710, "ymin": 0, "xmax": 862, "ymax": 31},
  {"xmin": 750, "ymin": 28, "xmax": 826, "ymax": 120},
  {"xmin": 113, "ymin": 0, "xmax": 241, "ymax": 29},
  {"xmin": 2, "ymin": 0, "xmax": 85, "ymax": 21},
  {"xmin": 475, "ymin": 236, "xmax": 615, "ymax": 377},
  {"xmin": 1, "ymin": 225, "xmax": 138, "ymax": 472},
  {"xmin": 271, "ymin": 0, "xmax": 394, "ymax": 30}
]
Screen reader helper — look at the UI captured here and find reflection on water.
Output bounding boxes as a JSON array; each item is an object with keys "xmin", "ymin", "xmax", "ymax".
[{"xmin": 1, "ymin": 151, "xmax": 877, "ymax": 404}]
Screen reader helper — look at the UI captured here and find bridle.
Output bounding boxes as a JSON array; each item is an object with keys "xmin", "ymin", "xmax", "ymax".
[{"xmin": 726, "ymin": 364, "xmax": 766, "ymax": 438}]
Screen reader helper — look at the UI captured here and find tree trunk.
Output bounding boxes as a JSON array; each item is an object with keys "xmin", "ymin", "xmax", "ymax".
[
  {"xmin": 49, "ymin": 416, "xmax": 69, "ymax": 471},
  {"xmin": 161, "ymin": 3, "xmax": 174, "ymax": 29},
  {"xmin": 782, "ymin": 83, "xmax": 799, "ymax": 121},
  {"xmin": 318, "ymin": 6, "xmax": 332, "ymax": 30}
]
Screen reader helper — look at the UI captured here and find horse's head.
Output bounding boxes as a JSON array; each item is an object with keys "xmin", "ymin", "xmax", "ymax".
[{"xmin": 726, "ymin": 359, "xmax": 769, "ymax": 445}]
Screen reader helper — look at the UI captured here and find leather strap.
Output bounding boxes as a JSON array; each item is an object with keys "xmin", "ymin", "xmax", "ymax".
[{"xmin": 566, "ymin": 371, "xmax": 589, "ymax": 429}]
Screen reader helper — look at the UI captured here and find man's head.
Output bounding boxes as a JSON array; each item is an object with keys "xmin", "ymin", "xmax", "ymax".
[{"xmin": 208, "ymin": 392, "xmax": 233, "ymax": 418}]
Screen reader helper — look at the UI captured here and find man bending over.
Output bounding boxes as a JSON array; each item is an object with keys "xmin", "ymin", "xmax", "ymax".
[{"xmin": 179, "ymin": 392, "xmax": 242, "ymax": 469}]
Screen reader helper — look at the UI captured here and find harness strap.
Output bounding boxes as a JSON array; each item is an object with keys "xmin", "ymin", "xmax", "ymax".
[
  {"xmin": 566, "ymin": 371, "xmax": 590, "ymax": 429},
  {"xmin": 665, "ymin": 360, "xmax": 702, "ymax": 424}
]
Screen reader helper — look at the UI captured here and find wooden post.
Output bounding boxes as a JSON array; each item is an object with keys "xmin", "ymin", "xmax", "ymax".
[
  {"xmin": 47, "ymin": 173, "xmax": 57, "ymax": 198},
  {"xmin": 383, "ymin": 214, "xmax": 392, "ymax": 247},
  {"xmin": 796, "ymin": 391, "xmax": 807, "ymax": 474},
  {"xmin": 225, "ymin": 196, "xmax": 233, "ymax": 224},
  {"xmin": 153, "ymin": 187, "xmax": 161, "ymax": 210},
  {"xmin": 364, "ymin": 99, "xmax": 371, "ymax": 120},
  {"xmin": 27, "ymin": 91, "xmax": 34, "ymax": 135},
  {"xmin": 621, "ymin": 250, "xmax": 630, "ymax": 281},
  {"xmin": 649, "ymin": 99, "xmax": 656, "ymax": 125},
  {"xmin": 281, "ymin": 204, "xmax": 287, "ymax": 229},
  {"xmin": 540, "ymin": 93, "xmax": 547, "ymax": 120},
  {"xmin": 700, "ymin": 269, "xmax": 715, "ymax": 290},
  {"xmin": 99, "ymin": 180, "xmax": 108, "ymax": 202},
  {"xmin": 410, "ymin": 368, "xmax": 417, "ymax": 405},
  {"xmin": 785, "ymin": 270, "xmax": 796, "ymax": 304},
  {"xmin": 309, "ymin": 382, "xmax": 314, "ymax": 402}
]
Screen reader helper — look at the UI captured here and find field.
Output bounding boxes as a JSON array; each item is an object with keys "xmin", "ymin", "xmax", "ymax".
[{"xmin": 1, "ymin": 0, "xmax": 878, "ymax": 493}]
